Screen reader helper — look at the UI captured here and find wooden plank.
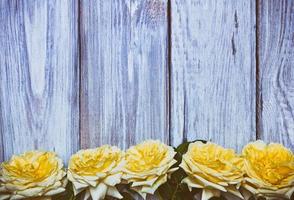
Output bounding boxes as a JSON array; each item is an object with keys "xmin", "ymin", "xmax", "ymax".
[
  {"xmin": 171, "ymin": 0, "xmax": 256, "ymax": 151},
  {"xmin": 258, "ymin": 0, "xmax": 294, "ymax": 150},
  {"xmin": 80, "ymin": 0, "xmax": 168, "ymax": 149},
  {"xmin": 0, "ymin": 0, "xmax": 79, "ymax": 162},
  {"xmin": 0, "ymin": 123, "xmax": 3, "ymax": 161}
]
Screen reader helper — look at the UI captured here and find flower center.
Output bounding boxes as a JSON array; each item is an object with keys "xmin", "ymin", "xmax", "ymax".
[
  {"xmin": 126, "ymin": 143, "xmax": 168, "ymax": 172},
  {"xmin": 70, "ymin": 148, "xmax": 121, "ymax": 176},
  {"xmin": 190, "ymin": 145, "xmax": 236, "ymax": 171},
  {"xmin": 251, "ymin": 156, "xmax": 293, "ymax": 185},
  {"xmin": 3, "ymin": 152, "xmax": 57, "ymax": 182},
  {"xmin": 245, "ymin": 145, "xmax": 294, "ymax": 186}
]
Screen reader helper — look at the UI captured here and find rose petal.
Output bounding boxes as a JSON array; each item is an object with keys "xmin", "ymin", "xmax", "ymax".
[
  {"xmin": 82, "ymin": 189, "xmax": 91, "ymax": 200},
  {"xmin": 17, "ymin": 187, "xmax": 44, "ymax": 197},
  {"xmin": 131, "ymin": 177, "xmax": 158, "ymax": 187},
  {"xmin": 182, "ymin": 177, "xmax": 203, "ymax": 189},
  {"xmin": 0, "ymin": 194, "xmax": 10, "ymax": 200},
  {"xmin": 44, "ymin": 187, "xmax": 65, "ymax": 196},
  {"xmin": 72, "ymin": 181, "xmax": 88, "ymax": 195},
  {"xmin": 141, "ymin": 174, "xmax": 167, "ymax": 195},
  {"xmin": 201, "ymin": 188, "xmax": 220, "ymax": 200},
  {"xmin": 103, "ymin": 173, "xmax": 122, "ymax": 186},
  {"xmin": 106, "ymin": 186, "xmax": 123, "ymax": 199},
  {"xmin": 89, "ymin": 183, "xmax": 107, "ymax": 200},
  {"xmin": 226, "ymin": 185, "xmax": 244, "ymax": 199},
  {"xmin": 9, "ymin": 194, "xmax": 26, "ymax": 200}
]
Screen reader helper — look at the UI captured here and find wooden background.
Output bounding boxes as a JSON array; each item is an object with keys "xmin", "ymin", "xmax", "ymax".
[{"xmin": 1, "ymin": 0, "xmax": 294, "ymax": 166}]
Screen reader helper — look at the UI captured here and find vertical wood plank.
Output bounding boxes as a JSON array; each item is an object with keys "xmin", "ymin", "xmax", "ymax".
[
  {"xmin": 0, "ymin": 124, "xmax": 3, "ymax": 161},
  {"xmin": 171, "ymin": 0, "xmax": 256, "ymax": 151},
  {"xmin": 80, "ymin": 0, "xmax": 168, "ymax": 149},
  {"xmin": 258, "ymin": 0, "xmax": 294, "ymax": 150},
  {"xmin": 0, "ymin": 0, "xmax": 79, "ymax": 162}
]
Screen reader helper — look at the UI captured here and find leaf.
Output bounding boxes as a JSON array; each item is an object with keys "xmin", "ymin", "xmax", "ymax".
[
  {"xmin": 176, "ymin": 140, "xmax": 207, "ymax": 156},
  {"xmin": 52, "ymin": 182, "xmax": 75, "ymax": 200},
  {"xmin": 52, "ymin": 184, "xmax": 75, "ymax": 200},
  {"xmin": 158, "ymin": 140, "xmax": 207, "ymax": 200},
  {"xmin": 210, "ymin": 197, "xmax": 227, "ymax": 200},
  {"xmin": 116, "ymin": 183, "xmax": 137, "ymax": 200},
  {"xmin": 121, "ymin": 192, "xmax": 136, "ymax": 200}
]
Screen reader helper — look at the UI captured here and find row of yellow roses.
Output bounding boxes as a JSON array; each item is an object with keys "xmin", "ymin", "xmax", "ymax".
[{"xmin": 0, "ymin": 140, "xmax": 293, "ymax": 200}]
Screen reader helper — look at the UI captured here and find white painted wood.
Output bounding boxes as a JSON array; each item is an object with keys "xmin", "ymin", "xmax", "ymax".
[
  {"xmin": 170, "ymin": 0, "xmax": 256, "ymax": 152},
  {"xmin": 0, "ymin": 0, "xmax": 79, "ymax": 162},
  {"xmin": 80, "ymin": 0, "xmax": 169, "ymax": 150},
  {"xmin": 258, "ymin": 0, "xmax": 294, "ymax": 150}
]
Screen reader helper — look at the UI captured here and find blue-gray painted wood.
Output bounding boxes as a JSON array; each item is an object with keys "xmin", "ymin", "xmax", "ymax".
[
  {"xmin": 80, "ymin": 0, "xmax": 169, "ymax": 150},
  {"xmin": 170, "ymin": 0, "xmax": 256, "ymax": 152},
  {"xmin": 0, "ymin": 0, "xmax": 292, "ymax": 178},
  {"xmin": 0, "ymin": 0, "xmax": 79, "ymax": 162},
  {"xmin": 258, "ymin": 0, "xmax": 294, "ymax": 150},
  {"xmin": 0, "ymin": 0, "xmax": 293, "ymax": 199}
]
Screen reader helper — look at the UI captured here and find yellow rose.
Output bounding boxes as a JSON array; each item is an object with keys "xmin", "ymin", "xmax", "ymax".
[
  {"xmin": 180, "ymin": 141, "xmax": 244, "ymax": 200},
  {"xmin": 123, "ymin": 140, "xmax": 178, "ymax": 199},
  {"xmin": 242, "ymin": 140, "xmax": 294, "ymax": 200},
  {"xmin": 0, "ymin": 151, "xmax": 67, "ymax": 200},
  {"xmin": 67, "ymin": 145, "xmax": 124, "ymax": 200}
]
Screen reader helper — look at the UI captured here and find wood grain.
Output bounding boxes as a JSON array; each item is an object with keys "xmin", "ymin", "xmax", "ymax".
[
  {"xmin": 80, "ymin": 0, "xmax": 169, "ymax": 150},
  {"xmin": 0, "ymin": 0, "xmax": 79, "ymax": 162},
  {"xmin": 258, "ymin": 0, "xmax": 294, "ymax": 150},
  {"xmin": 170, "ymin": 0, "xmax": 256, "ymax": 151}
]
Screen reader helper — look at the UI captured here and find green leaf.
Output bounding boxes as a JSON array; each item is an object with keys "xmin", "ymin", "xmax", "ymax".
[
  {"xmin": 116, "ymin": 183, "xmax": 137, "ymax": 200},
  {"xmin": 210, "ymin": 197, "xmax": 227, "ymax": 200},
  {"xmin": 52, "ymin": 182, "xmax": 75, "ymax": 200},
  {"xmin": 176, "ymin": 140, "xmax": 207, "ymax": 156},
  {"xmin": 121, "ymin": 191, "xmax": 136, "ymax": 200},
  {"xmin": 157, "ymin": 140, "xmax": 207, "ymax": 200}
]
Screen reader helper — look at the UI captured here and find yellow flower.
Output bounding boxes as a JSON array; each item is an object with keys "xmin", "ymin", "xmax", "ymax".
[
  {"xmin": 180, "ymin": 141, "xmax": 244, "ymax": 200},
  {"xmin": 242, "ymin": 140, "xmax": 294, "ymax": 200},
  {"xmin": 67, "ymin": 145, "xmax": 124, "ymax": 200},
  {"xmin": 123, "ymin": 140, "xmax": 178, "ymax": 199},
  {"xmin": 0, "ymin": 151, "xmax": 67, "ymax": 200}
]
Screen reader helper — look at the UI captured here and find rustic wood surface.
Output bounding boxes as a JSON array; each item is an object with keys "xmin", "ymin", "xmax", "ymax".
[
  {"xmin": 1, "ymin": 0, "xmax": 294, "ymax": 199},
  {"xmin": 80, "ymin": 0, "xmax": 169, "ymax": 150},
  {"xmin": 258, "ymin": 0, "xmax": 294, "ymax": 150},
  {"xmin": 170, "ymin": 0, "xmax": 256, "ymax": 152},
  {"xmin": 0, "ymin": 0, "xmax": 79, "ymax": 162}
]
